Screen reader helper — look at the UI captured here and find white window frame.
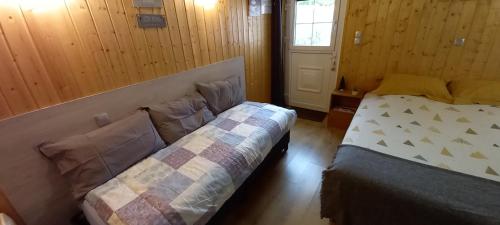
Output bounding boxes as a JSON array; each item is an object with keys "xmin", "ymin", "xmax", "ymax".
[{"xmin": 289, "ymin": 0, "xmax": 341, "ymax": 52}]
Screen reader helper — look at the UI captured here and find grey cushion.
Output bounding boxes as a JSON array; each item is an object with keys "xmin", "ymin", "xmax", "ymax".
[
  {"xmin": 196, "ymin": 75, "xmax": 244, "ymax": 115},
  {"xmin": 147, "ymin": 92, "xmax": 215, "ymax": 144},
  {"xmin": 39, "ymin": 110, "xmax": 166, "ymax": 199}
]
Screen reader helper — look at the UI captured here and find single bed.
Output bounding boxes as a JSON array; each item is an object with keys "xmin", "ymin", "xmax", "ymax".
[
  {"xmin": 0, "ymin": 57, "xmax": 293, "ymax": 225},
  {"xmin": 321, "ymin": 93, "xmax": 500, "ymax": 225},
  {"xmin": 81, "ymin": 102, "xmax": 296, "ymax": 225}
]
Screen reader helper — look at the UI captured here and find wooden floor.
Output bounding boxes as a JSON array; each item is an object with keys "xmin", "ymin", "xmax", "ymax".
[{"xmin": 211, "ymin": 118, "xmax": 345, "ymax": 225}]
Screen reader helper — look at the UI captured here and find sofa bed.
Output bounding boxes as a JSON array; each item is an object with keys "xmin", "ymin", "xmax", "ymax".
[{"xmin": 0, "ymin": 57, "xmax": 296, "ymax": 225}]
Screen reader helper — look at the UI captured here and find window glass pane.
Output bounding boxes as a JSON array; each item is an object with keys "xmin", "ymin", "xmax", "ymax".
[
  {"xmin": 296, "ymin": 1, "xmax": 314, "ymax": 23},
  {"xmin": 293, "ymin": 0, "xmax": 335, "ymax": 47},
  {"xmin": 312, "ymin": 23, "xmax": 332, "ymax": 46},
  {"xmin": 294, "ymin": 23, "xmax": 313, "ymax": 46},
  {"xmin": 314, "ymin": 0, "xmax": 335, "ymax": 23}
]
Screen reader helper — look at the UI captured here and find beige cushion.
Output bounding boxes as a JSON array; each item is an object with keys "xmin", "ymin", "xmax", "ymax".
[
  {"xmin": 39, "ymin": 110, "xmax": 166, "ymax": 199},
  {"xmin": 373, "ymin": 74, "xmax": 453, "ymax": 103},
  {"xmin": 449, "ymin": 79, "xmax": 500, "ymax": 106},
  {"xmin": 196, "ymin": 75, "xmax": 244, "ymax": 115},
  {"xmin": 147, "ymin": 92, "xmax": 215, "ymax": 144}
]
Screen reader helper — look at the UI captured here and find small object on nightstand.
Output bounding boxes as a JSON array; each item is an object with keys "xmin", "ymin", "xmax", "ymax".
[
  {"xmin": 328, "ymin": 90, "xmax": 365, "ymax": 130},
  {"xmin": 338, "ymin": 76, "xmax": 346, "ymax": 91}
]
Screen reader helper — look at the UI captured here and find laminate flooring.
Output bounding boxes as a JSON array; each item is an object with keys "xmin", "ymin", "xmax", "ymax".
[{"xmin": 211, "ymin": 118, "xmax": 345, "ymax": 225}]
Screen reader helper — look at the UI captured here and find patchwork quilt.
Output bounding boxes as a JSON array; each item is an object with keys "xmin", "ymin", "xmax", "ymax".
[
  {"xmin": 85, "ymin": 102, "xmax": 296, "ymax": 225},
  {"xmin": 343, "ymin": 93, "xmax": 500, "ymax": 182}
]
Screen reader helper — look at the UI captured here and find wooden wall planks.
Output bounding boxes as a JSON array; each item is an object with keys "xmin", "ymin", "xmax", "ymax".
[
  {"xmin": 0, "ymin": 0, "xmax": 271, "ymax": 120},
  {"xmin": 339, "ymin": 0, "xmax": 500, "ymax": 91}
]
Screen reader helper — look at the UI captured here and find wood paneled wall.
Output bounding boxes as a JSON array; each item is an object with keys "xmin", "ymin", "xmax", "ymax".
[
  {"xmin": 339, "ymin": 0, "xmax": 500, "ymax": 91},
  {"xmin": 0, "ymin": 0, "xmax": 271, "ymax": 120}
]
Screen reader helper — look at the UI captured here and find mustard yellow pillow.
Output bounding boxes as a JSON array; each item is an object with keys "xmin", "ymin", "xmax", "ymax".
[
  {"xmin": 373, "ymin": 74, "xmax": 453, "ymax": 103},
  {"xmin": 449, "ymin": 79, "xmax": 500, "ymax": 106}
]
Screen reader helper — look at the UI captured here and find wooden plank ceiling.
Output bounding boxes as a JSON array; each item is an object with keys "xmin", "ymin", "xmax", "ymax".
[
  {"xmin": 339, "ymin": 0, "xmax": 500, "ymax": 91},
  {"xmin": 0, "ymin": 0, "xmax": 271, "ymax": 120}
]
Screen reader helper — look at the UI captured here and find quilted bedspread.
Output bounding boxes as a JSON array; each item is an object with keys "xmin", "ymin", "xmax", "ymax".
[
  {"xmin": 343, "ymin": 93, "xmax": 500, "ymax": 182},
  {"xmin": 85, "ymin": 102, "xmax": 296, "ymax": 225}
]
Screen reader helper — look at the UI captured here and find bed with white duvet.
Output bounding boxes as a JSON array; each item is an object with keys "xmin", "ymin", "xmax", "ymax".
[{"xmin": 321, "ymin": 93, "xmax": 500, "ymax": 225}]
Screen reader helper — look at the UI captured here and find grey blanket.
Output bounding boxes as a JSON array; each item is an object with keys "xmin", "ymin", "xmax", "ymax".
[{"xmin": 321, "ymin": 145, "xmax": 500, "ymax": 225}]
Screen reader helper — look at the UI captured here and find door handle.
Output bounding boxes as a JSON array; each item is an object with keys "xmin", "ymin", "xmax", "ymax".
[{"xmin": 331, "ymin": 60, "xmax": 337, "ymax": 71}]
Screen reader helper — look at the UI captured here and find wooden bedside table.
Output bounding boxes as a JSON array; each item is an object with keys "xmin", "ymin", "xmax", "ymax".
[{"xmin": 327, "ymin": 90, "xmax": 364, "ymax": 130}]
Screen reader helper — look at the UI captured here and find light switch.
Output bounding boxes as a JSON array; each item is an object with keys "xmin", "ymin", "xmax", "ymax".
[
  {"xmin": 454, "ymin": 37, "xmax": 465, "ymax": 46},
  {"xmin": 354, "ymin": 31, "xmax": 362, "ymax": 45}
]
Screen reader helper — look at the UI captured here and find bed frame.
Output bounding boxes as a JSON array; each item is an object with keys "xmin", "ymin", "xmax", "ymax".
[{"xmin": 0, "ymin": 57, "xmax": 247, "ymax": 225}]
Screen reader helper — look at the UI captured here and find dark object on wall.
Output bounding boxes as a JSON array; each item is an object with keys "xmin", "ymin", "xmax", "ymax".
[
  {"xmin": 133, "ymin": 0, "xmax": 163, "ymax": 8},
  {"xmin": 338, "ymin": 76, "xmax": 346, "ymax": 91},
  {"xmin": 271, "ymin": 0, "xmax": 285, "ymax": 106},
  {"xmin": 137, "ymin": 14, "xmax": 166, "ymax": 28}
]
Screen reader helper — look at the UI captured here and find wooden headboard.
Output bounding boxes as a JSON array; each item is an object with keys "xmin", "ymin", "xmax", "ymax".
[{"xmin": 0, "ymin": 57, "xmax": 245, "ymax": 225}]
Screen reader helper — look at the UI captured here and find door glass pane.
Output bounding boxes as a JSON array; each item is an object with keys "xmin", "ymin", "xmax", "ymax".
[
  {"xmin": 312, "ymin": 23, "xmax": 332, "ymax": 46},
  {"xmin": 295, "ymin": 23, "xmax": 313, "ymax": 46},
  {"xmin": 314, "ymin": 0, "xmax": 335, "ymax": 23},
  {"xmin": 293, "ymin": 0, "xmax": 335, "ymax": 47},
  {"xmin": 296, "ymin": 1, "xmax": 314, "ymax": 23}
]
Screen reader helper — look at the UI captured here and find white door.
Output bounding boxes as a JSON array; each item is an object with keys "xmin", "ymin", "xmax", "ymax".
[{"xmin": 286, "ymin": 0, "xmax": 342, "ymax": 112}]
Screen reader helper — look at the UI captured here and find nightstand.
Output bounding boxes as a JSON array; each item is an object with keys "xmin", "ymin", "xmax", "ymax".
[{"xmin": 327, "ymin": 90, "xmax": 364, "ymax": 130}]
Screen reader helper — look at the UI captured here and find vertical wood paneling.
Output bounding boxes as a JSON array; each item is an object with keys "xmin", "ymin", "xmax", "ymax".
[
  {"xmin": 372, "ymin": 0, "xmax": 402, "ymax": 80},
  {"xmin": 455, "ymin": 0, "xmax": 490, "ymax": 78},
  {"xmin": 472, "ymin": 0, "xmax": 500, "ymax": 79},
  {"xmin": 158, "ymin": 2, "xmax": 184, "ymax": 72},
  {"xmin": 184, "ymin": 0, "xmax": 202, "ymax": 67},
  {"xmin": 165, "ymin": 0, "xmax": 192, "ymax": 70},
  {"xmin": 218, "ymin": 0, "xmax": 229, "ymax": 59},
  {"xmin": 339, "ymin": 0, "xmax": 500, "ymax": 90},
  {"xmin": 441, "ymin": 0, "xmax": 477, "ymax": 80},
  {"xmin": 0, "ymin": 0, "xmax": 271, "ymax": 119},
  {"xmin": 0, "ymin": 91, "xmax": 12, "ymax": 118},
  {"xmin": 263, "ymin": 15, "xmax": 271, "ymax": 102},
  {"xmin": 194, "ymin": 2, "xmax": 211, "ymax": 65},
  {"xmin": 355, "ymin": 0, "xmax": 380, "ymax": 80},
  {"xmin": 131, "ymin": 4, "xmax": 169, "ymax": 75},
  {"xmin": 0, "ymin": 3, "xmax": 61, "ymax": 107},
  {"xmin": 22, "ymin": 9, "xmax": 84, "ymax": 100},
  {"xmin": 106, "ymin": 0, "xmax": 147, "ymax": 82},
  {"xmin": 86, "ymin": 0, "xmax": 136, "ymax": 87},
  {"xmin": 230, "ymin": 0, "xmax": 240, "ymax": 56},
  {"xmin": 211, "ymin": 4, "xmax": 224, "ymax": 61},
  {"xmin": 204, "ymin": 7, "xmax": 218, "ymax": 63},
  {"xmin": 65, "ymin": 0, "xmax": 113, "ymax": 89},
  {"xmin": 0, "ymin": 27, "xmax": 38, "ymax": 113}
]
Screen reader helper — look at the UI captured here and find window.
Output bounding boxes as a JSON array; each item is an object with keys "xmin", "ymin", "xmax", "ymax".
[{"xmin": 294, "ymin": 0, "xmax": 335, "ymax": 47}]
